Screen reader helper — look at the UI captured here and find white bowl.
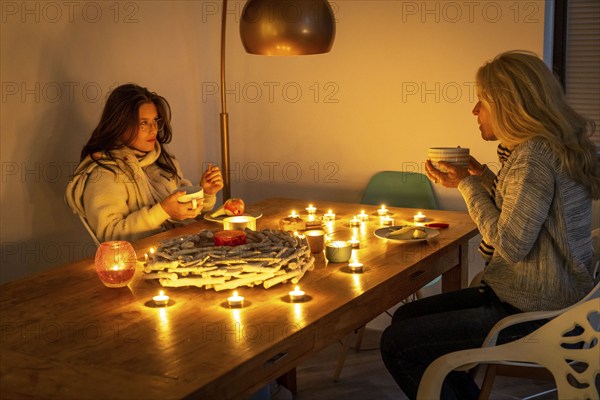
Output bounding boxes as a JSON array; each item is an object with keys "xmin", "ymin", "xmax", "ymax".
[
  {"xmin": 176, "ymin": 186, "xmax": 204, "ymax": 209},
  {"xmin": 428, "ymin": 147, "xmax": 469, "ymax": 171}
]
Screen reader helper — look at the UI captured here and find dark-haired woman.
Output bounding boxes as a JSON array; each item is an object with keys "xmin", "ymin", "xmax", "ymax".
[{"xmin": 66, "ymin": 83, "xmax": 223, "ymax": 242}]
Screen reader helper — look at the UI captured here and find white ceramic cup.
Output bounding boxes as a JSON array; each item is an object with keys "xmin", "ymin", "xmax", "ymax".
[
  {"xmin": 223, "ymin": 215, "xmax": 256, "ymax": 231},
  {"xmin": 428, "ymin": 147, "xmax": 470, "ymax": 172},
  {"xmin": 325, "ymin": 241, "xmax": 352, "ymax": 263},
  {"xmin": 176, "ymin": 186, "xmax": 204, "ymax": 210}
]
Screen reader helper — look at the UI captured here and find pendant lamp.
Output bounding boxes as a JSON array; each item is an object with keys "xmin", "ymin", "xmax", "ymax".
[{"xmin": 240, "ymin": 0, "xmax": 336, "ymax": 55}]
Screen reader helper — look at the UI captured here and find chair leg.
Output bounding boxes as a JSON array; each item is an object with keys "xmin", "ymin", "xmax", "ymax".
[
  {"xmin": 333, "ymin": 333, "xmax": 353, "ymax": 381},
  {"xmin": 478, "ymin": 364, "xmax": 497, "ymax": 400},
  {"xmin": 354, "ymin": 325, "xmax": 366, "ymax": 352}
]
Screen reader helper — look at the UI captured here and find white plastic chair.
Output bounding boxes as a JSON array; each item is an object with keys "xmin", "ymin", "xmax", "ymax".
[
  {"xmin": 417, "ymin": 298, "xmax": 600, "ymax": 400},
  {"xmin": 464, "ymin": 228, "xmax": 600, "ymax": 398},
  {"xmin": 467, "ymin": 280, "xmax": 600, "ymax": 398},
  {"xmin": 78, "ymin": 214, "xmax": 101, "ymax": 246}
]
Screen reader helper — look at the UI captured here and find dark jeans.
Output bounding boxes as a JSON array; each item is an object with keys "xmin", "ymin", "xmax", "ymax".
[{"xmin": 380, "ymin": 285, "xmax": 545, "ymax": 400}]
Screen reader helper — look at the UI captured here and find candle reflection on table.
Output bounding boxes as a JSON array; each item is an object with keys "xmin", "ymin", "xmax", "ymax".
[
  {"xmin": 359, "ymin": 221, "xmax": 368, "ymax": 236},
  {"xmin": 231, "ymin": 308, "xmax": 242, "ymax": 324},
  {"xmin": 325, "ymin": 220, "xmax": 335, "ymax": 234},
  {"xmin": 293, "ymin": 303, "xmax": 303, "ymax": 321},
  {"xmin": 352, "ymin": 273, "xmax": 363, "ymax": 293},
  {"xmin": 158, "ymin": 307, "xmax": 169, "ymax": 327}
]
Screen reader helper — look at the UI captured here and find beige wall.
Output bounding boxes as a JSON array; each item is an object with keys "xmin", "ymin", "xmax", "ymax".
[{"xmin": 1, "ymin": 0, "xmax": 549, "ymax": 282}]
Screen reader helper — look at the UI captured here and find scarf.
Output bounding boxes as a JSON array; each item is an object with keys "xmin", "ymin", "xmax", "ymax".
[
  {"xmin": 65, "ymin": 143, "xmax": 167, "ymax": 218},
  {"xmin": 478, "ymin": 143, "xmax": 513, "ymax": 263}
]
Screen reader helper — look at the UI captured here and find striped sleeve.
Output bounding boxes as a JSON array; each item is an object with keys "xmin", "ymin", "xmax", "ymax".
[{"xmin": 459, "ymin": 146, "xmax": 555, "ymax": 264}]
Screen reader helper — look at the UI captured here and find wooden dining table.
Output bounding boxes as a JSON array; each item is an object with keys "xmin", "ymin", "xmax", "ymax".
[{"xmin": 0, "ymin": 198, "xmax": 478, "ymax": 399}]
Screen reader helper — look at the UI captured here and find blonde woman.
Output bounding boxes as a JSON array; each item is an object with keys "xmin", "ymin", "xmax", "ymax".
[{"xmin": 381, "ymin": 51, "xmax": 598, "ymax": 399}]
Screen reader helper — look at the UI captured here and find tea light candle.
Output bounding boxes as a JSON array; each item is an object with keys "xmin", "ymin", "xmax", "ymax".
[
  {"xmin": 357, "ymin": 210, "xmax": 369, "ymax": 222},
  {"xmin": 227, "ymin": 291, "xmax": 244, "ymax": 308},
  {"xmin": 349, "ymin": 236, "xmax": 360, "ymax": 249},
  {"xmin": 306, "ymin": 204, "xmax": 316, "ymax": 215},
  {"xmin": 349, "ymin": 217, "xmax": 360, "ymax": 227},
  {"xmin": 153, "ymin": 290, "xmax": 169, "ymax": 306},
  {"xmin": 289, "ymin": 210, "xmax": 298, "ymax": 218},
  {"xmin": 288, "ymin": 285, "xmax": 306, "ymax": 302},
  {"xmin": 381, "ymin": 216, "xmax": 394, "ymax": 226},
  {"xmin": 323, "ymin": 210, "xmax": 336, "ymax": 221},
  {"xmin": 377, "ymin": 205, "xmax": 388, "ymax": 216},
  {"xmin": 414, "ymin": 212, "xmax": 426, "ymax": 223},
  {"xmin": 348, "ymin": 261, "xmax": 364, "ymax": 273}
]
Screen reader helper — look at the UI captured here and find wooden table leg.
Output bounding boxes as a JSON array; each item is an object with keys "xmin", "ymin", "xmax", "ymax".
[
  {"xmin": 442, "ymin": 244, "xmax": 470, "ymax": 292},
  {"xmin": 277, "ymin": 368, "xmax": 297, "ymax": 394}
]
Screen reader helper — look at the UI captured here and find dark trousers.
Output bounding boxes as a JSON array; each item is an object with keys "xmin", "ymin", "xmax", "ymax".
[{"xmin": 380, "ymin": 286, "xmax": 545, "ymax": 399}]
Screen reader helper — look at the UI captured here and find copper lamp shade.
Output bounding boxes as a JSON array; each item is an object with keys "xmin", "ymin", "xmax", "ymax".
[{"xmin": 240, "ymin": 0, "xmax": 336, "ymax": 55}]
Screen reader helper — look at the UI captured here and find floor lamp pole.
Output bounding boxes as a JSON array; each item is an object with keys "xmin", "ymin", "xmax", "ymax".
[{"xmin": 220, "ymin": 0, "xmax": 231, "ymax": 200}]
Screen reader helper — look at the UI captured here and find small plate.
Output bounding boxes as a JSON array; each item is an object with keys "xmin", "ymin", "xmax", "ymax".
[
  {"xmin": 374, "ymin": 225, "xmax": 440, "ymax": 243},
  {"xmin": 203, "ymin": 208, "xmax": 263, "ymax": 223}
]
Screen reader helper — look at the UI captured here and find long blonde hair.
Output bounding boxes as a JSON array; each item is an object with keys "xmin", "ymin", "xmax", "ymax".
[{"xmin": 477, "ymin": 50, "xmax": 600, "ymax": 198}]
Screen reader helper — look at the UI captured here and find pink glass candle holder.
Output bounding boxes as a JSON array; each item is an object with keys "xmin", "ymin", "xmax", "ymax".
[{"xmin": 94, "ymin": 241, "xmax": 137, "ymax": 288}]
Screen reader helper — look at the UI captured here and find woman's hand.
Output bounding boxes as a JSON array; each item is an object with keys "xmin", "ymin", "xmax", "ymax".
[
  {"xmin": 201, "ymin": 165, "xmax": 224, "ymax": 195},
  {"xmin": 160, "ymin": 191, "xmax": 203, "ymax": 220},
  {"xmin": 468, "ymin": 156, "xmax": 486, "ymax": 176},
  {"xmin": 425, "ymin": 160, "xmax": 470, "ymax": 188}
]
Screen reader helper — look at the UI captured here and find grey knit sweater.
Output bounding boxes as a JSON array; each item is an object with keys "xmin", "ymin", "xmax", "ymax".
[{"xmin": 458, "ymin": 138, "xmax": 594, "ymax": 312}]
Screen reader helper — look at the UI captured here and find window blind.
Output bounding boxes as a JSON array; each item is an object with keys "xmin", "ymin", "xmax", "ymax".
[{"xmin": 565, "ymin": 0, "xmax": 600, "ymax": 145}]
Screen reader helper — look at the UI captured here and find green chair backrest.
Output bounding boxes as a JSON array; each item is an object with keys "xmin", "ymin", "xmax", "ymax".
[{"xmin": 361, "ymin": 171, "xmax": 438, "ymax": 210}]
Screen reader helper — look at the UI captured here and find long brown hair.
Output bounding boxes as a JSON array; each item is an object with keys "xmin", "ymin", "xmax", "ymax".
[
  {"xmin": 477, "ymin": 50, "xmax": 600, "ymax": 198},
  {"xmin": 81, "ymin": 83, "xmax": 179, "ymax": 178}
]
